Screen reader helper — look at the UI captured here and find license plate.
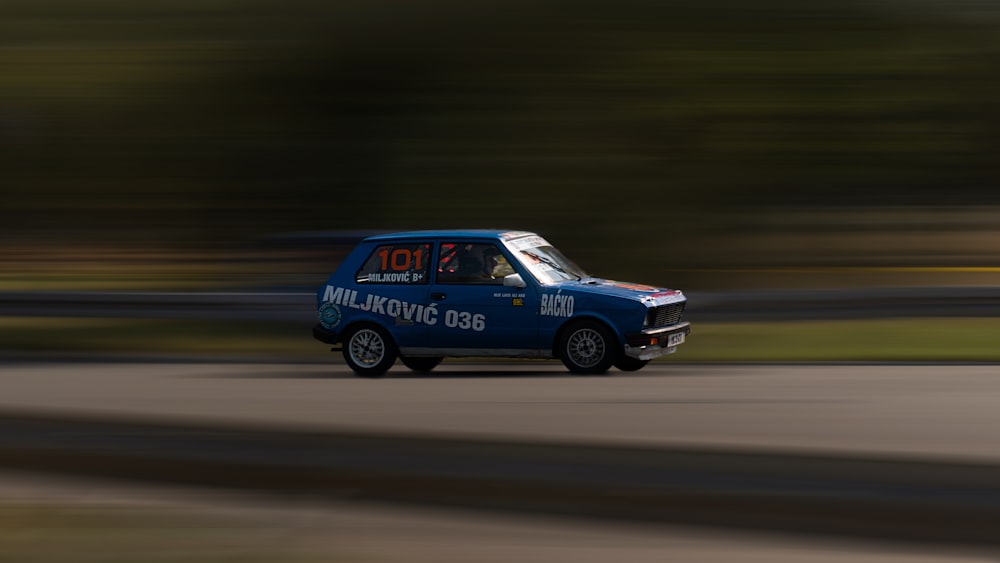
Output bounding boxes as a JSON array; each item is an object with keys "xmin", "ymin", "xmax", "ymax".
[{"xmin": 667, "ymin": 332, "xmax": 686, "ymax": 346}]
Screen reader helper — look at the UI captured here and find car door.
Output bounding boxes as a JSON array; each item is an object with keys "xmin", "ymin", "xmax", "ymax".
[
  {"xmin": 350, "ymin": 241, "xmax": 433, "ymax": 349},
  {"xmin": 425, "ymin": 241, "xmax": 540, "ymax": 355}
]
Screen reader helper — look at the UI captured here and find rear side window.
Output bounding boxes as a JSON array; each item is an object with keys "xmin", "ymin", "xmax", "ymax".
[{"xmin": 356, "ymin": 243, "xmax": 431, "ymax": 284}]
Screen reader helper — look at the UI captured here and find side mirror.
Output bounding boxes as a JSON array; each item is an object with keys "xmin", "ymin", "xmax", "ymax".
[{"xmin": 503, "ymin": 273, "xmax": 527, "ymax": 288}]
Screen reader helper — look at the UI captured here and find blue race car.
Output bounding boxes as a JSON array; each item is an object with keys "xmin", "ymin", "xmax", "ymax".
[{"xmin": 313, "ymin": 230, "xmax": 690, "ymax": 376}]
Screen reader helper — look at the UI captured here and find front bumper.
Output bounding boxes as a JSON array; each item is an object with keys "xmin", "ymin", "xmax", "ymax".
[{"xmin": 623, "ymin": 322, "xmax": 691, "ymax": 360}]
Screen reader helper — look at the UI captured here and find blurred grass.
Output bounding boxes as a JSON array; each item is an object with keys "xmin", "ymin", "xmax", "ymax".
[
  {"xmin": 679, "ymin": 319, "xmax": 1000, "ymax": 362},
  {"xmin": 0, "ymin": 318, "xmax": 321, "ymax": 358},
  {"xmin": 0, "ymin": 502, "xmax": 333, "ymax": 562},
  {"xmin": 6, "ymin": 317, "xmax": 1000, "ymax": 363}
]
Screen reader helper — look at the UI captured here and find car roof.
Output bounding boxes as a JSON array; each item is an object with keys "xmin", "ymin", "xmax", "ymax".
[{"xmin": 363, "ymin": 230, "xmax": 536, "ymax": 243}]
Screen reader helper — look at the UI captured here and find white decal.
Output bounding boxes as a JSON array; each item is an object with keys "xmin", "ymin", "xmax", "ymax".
[
  {"xmin": 371, "ymin": 295, "xmax": 387, "ymax": 314},
  {"xmin": 444, "ymin": 309, "xmax": 486, "ymax": 331},
  {"xmin": 323, "ymin": 285, "xmax": 344, "ymax": 303},
  {"xmin": 322, "ymin": 285, "xmax": 484, "ymax": 332},
  {"xmin": 506, "ymin": 236, "xmax": 549, "ymax": 251},
  {"xmin": 386, "ymin": 299, "xmax": 401, "ymax": 318},
  {"xmin": 402, "ymin": 302, "xmax": 419, "ymax": 321},
  {"xmin": 423, "ymin": 303, "xmax": 438, "ymax": 325},
  {"xmin": 540, "ymin": 293, "xmax": 574, "ymax": 318},
  {"xmin": 368, "ymin": 271, "xmax": 420, "ymax": 283}
]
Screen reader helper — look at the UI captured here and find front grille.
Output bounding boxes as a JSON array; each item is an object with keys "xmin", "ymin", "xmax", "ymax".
[{"xmin": 647, "ymin": 302, "xmax": 685, "ymax": 329}]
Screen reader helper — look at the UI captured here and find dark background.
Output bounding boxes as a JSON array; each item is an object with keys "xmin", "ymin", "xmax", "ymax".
[{"xmin": 3, "ymin": 0, "xmax": 1000, "ymax": 288}]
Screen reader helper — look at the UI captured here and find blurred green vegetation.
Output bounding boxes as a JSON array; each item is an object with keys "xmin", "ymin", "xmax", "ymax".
[
  {"xmin": 681, "ymin": 318, "xmax": 1000, "ymax": 362},
  {"xmin": 0, "ymin": 317, "xmax": 320, "ymax": 357},
  {"xmin": 3, "ymin": 0, "xmax": 1000, "ymax": 289},
  {"xmin": 0, "ymin": 502, "xmax": 333, "ymax": 562}
]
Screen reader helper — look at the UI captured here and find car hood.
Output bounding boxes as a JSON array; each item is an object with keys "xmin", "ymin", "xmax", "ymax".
[{"xmin": 548, "ymin": 278, "xmax": 685, "ymax": 307}]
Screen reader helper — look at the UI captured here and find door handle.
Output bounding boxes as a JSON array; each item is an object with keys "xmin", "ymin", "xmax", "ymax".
[{"xmin": 431, "ymin": 293, "xmax": 447, "ymax": 301}]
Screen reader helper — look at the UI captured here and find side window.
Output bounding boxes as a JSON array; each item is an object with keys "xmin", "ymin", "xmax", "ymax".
[
  {"xmin": 437, "ymin": 243, "xmax": 515, "ymax": 285},
  {"xmin": 356, "ymin": 243, "xmax": 431, "ymax": 284}
]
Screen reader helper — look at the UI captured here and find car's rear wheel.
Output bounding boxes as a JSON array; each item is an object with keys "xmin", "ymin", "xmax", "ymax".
[
  {"xmin": 559, "ymin": 320, "xmax": 617, "ymax": 375},
  {"xmin": 613, "ymin": 357, "xmax": 649, "ymax": 372},
  {"xmin": 400, "ymin": 356, "xmax": 443, "ymax": 373},
  {"xmin": 342, "ymin": 324, "xmax": 397, "ymax": 377}
]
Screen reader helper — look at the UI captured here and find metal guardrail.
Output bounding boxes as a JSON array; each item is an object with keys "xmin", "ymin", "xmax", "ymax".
[{"xmin": 3, "ymin": 287, "xmax": 1000, "ymax": 322}]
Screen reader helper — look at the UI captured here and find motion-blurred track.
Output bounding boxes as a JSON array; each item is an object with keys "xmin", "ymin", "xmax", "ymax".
[
  {"xmin": 3, "ymin": 362, "xmax": 1000, "ymax": 547},
  {"xmin": 3, "ymin": 362, "xmax": 999, "ymax": 460}
]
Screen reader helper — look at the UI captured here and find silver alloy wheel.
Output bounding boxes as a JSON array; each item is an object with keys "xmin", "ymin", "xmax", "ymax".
[
  {"xmin": 566, "ymin": 327, "xmax": 606, "ymax": 368},
  {"xmin": 348, "ymin": 328, "xmax": 385, "ymax": 367}
]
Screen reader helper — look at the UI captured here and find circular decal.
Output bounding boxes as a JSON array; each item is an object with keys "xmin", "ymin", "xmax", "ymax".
[{"xmin": 318, "ymin": 302, "xmax": 342, "ymax": 329}]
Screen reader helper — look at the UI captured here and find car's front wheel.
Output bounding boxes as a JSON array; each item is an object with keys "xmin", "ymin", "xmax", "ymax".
[
  {"xmin": 559, "ymin": 320, "xmax": 617, "ymax": 375},
  {"xmin": 342, "ymin": 324, "xmax": 397, "ymax": 377},
  {"xmin": 400, "ymin": 356, "xmax": 443, "ymax": 373}
]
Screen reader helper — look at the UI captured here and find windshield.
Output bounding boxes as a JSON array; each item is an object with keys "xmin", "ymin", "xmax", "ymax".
[{"xmin": 503, "ymin": 235, "xmax": 588, "ymax": 284}]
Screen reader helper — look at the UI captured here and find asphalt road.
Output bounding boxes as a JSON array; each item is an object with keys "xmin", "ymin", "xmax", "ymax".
[
  {"xmin": 0, "ymin": 472, "xmax": 985, "ymax": 563},
  {"xmin": 6, "ymin": 360, "xmax": 1000, "ymax": 549},
  {"xmin": 2, "ymin": 360, "xmax": 999, "ymax": 462}
]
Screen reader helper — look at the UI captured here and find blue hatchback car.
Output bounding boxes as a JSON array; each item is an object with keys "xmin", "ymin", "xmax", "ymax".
[{"xmin": 313, "ymin": 230, "xmax": 690, "ymax": 376}]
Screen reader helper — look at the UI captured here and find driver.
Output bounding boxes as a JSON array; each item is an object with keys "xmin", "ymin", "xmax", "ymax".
[{"xmin": 482, "ymin": 246, "xmax": 500, "ymax": 279}]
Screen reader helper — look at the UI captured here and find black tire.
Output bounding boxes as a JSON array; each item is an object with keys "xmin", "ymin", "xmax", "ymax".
[
  {"xmin": 400, "ymin": 356, "xmax": 444, "ymax": 373},
  {"xmin": 342, "ymin": 324, "xmax": 397, "ymax": 377},
  {"xmin": 558, "ymin": 320, "xmax": 617, "ymax": 375},
  {"xmin": 614, "ymin": 357, "xmax": 649, "ymax": 372}
]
